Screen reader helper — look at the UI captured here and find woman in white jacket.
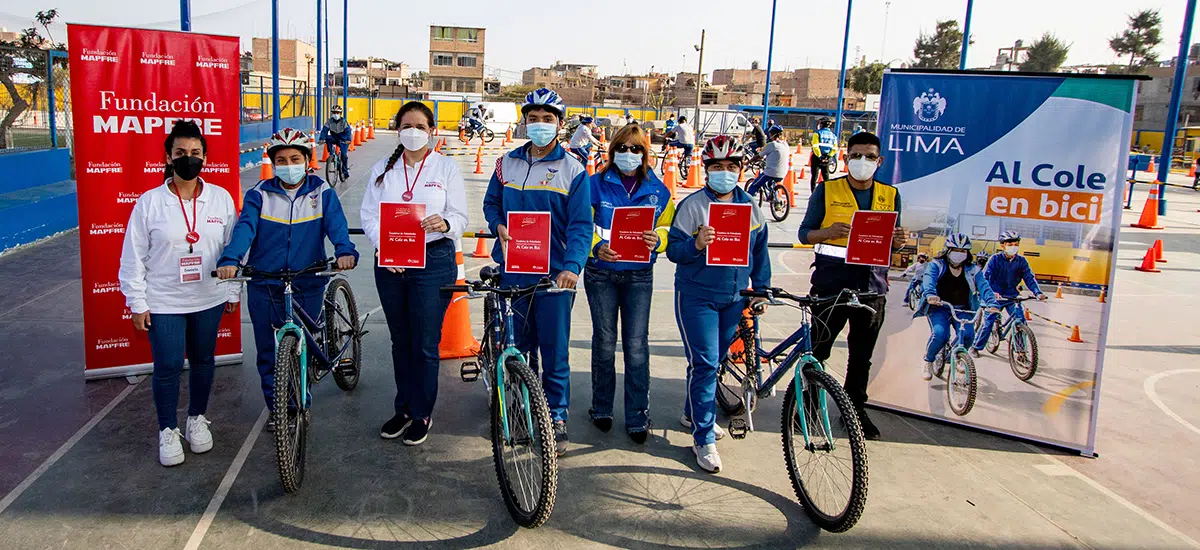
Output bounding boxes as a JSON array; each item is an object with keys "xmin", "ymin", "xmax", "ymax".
[{"xmin": 118, "ymin": 121, "xmax": 240, "ymax": 467}]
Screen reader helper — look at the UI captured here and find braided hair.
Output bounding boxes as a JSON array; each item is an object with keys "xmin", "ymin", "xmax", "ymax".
[{"xmin": 375, "ymin": 101, "xmax": 436, "ymax": 186}]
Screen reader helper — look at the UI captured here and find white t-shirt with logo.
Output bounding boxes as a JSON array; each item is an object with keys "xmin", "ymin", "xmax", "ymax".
[
  {"xmin": 119, "ymin": 180, "xmax": 240, "ymax": 314},
  {"xmin": 361, "ymin": 150, "xmax": 469, "ymax": 248}
]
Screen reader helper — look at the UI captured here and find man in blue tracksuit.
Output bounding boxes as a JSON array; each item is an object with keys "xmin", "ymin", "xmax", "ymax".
[
  {"xmin": 217, "ymin": 129, "xmax": 358, "ymax": 412},
  {"xmin": 483, "ymin": 87, "xmax": 592, "ymax": 456},
  {"xmin": 319, "ymin": 105, "xmax": 352, "ymax": 180},
  {"xmin": 668, "ymin": 135, "xmax": 771, "ymax": 474},
  {"xmin": 971, "ymin": 230, "xmax": 1047, "ymax": 356}
]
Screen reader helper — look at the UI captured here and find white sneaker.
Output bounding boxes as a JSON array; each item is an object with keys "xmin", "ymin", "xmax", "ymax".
[
  {"xmin": 680, "ymin": 415, "xmax": 726, "ymax": 440},
  {"xmin": 693, "ymin": 443, "xmax": 722, "ymax": 473},
  {"xmin": 922, "ymin": 362, "xmax": 934, "ymax": 381},
  {"xmin": 186, "ymin": 415, "xmax": 213, "ymax": 454},
  {"xmin": 159, "ymin": 428, "xmax": 185, "ymax": 467},
  {"xmin": 969, "ymin": 348, "xmax": 981, "ymax": 359}
]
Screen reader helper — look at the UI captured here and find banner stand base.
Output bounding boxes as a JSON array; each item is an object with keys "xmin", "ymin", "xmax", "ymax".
[
  {"xmin": 84, "ymin": 353, "xmax": 244, "ymax": 381},
  {"xmin": 865, "ymin": 400, "xmax": 1097, "ymax": 457}
]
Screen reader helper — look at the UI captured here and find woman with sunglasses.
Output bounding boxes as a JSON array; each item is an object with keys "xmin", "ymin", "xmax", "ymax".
[{"xmin": 585, "ymin": 124, "xmax": 674, "ymax": 443}]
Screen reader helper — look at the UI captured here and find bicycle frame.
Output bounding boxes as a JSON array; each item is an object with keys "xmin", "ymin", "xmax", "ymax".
[
  {"xmin": 994, "ymin": 301, "xmax": 1027, "ymax": 340},
  {"xmin": 272, "ymin": 279, "xmax": 356, "ymax": 408},
  {"xmin": 490, "ymin": 294, "xmax": 536, "ymax": 445}
]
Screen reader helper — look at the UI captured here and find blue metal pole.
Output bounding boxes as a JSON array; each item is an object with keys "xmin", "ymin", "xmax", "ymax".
[
  {"xmin": 761, "ymin": 0, "xmax": 777, "ymax": 129},
  {"xmin": 47, "ymin": 51, "xmax": 58, "ymax": 148},
  {"xmin": 959, "ymin": 0, "xmax": 974, "ymax": 70},
  {"xmin": 1156, "ymin": 0, "xmax": 1197, "ymax": 215},
  {"xmin": 324, "ymin": 0, "xmax": 330, "ymax": 119},
  {"xmin": 271, "ymin": 0, "xmax": 280, "ymax": 133},
  {"xmin": 834, "ymin": 0, "xmax": 852, "ymax": 141},
  {"xmin": 342, "ymin": 0, "xmax": 349, "ymax": 114},
  {"xmin": 316, "ymin": 0, "xmax": 323, "ymax": 133},
  {"xmin": 180, "ymin": 0, "xmax": 191, "ymax": 31}
]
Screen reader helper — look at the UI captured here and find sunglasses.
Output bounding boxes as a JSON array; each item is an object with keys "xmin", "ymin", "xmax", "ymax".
[{"xmin": 612, "ymin": 144, "xmax": 644, "ymax": 154}]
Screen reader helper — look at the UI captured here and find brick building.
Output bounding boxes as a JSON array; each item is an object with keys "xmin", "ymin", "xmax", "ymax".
[
  {"xmin": 522, "ymin": 63, "xmax": 598, "ymax": 105},
  {"xmin": 427, "ymin": 25, "xmax": 485, "ymax": 94},
  {"xmin": 251, "ymin": 38, "xmax": 318, "ymax": 87}
]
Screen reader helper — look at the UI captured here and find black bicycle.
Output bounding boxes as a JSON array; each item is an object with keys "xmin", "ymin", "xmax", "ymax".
[
  {"xmin": 216, "ymin": 258, "xmax": 367, "ymax": 493},
  {"xmin": 442, "ymin": 266, "xmax": 564, "ymax": 528},
  {"xmin": 324, "ymin": 142, "xmax": 347, "ymax": 185},
  {"xmin": 463, "ymin": 124, "xmax": 496, "ymax": 144},
  {"xmin": 745, "ymin": 177, "xmax": 790, "ymax": 222}
]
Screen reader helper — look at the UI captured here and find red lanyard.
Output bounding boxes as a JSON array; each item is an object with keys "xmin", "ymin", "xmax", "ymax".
[
  {"xmin": 401, "ymin": 150, "xmax": 431, "ymax": 202},
  {"xmin": 174, "ymin": 182, "xmax": 202, "ymax": 253}
]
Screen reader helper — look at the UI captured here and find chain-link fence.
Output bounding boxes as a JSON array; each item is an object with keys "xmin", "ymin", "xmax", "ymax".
[{"xmin": 0, "ymin": 46, "xmax": 72, "ymax": 154}]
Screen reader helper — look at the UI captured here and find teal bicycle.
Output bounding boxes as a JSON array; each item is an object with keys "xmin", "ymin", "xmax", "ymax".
[
  {"xmin": 442, "ymin": 265, "xmax": 562, "ymax": 528},
  {"xmin": 927, "ymin": 302, "xmax": 979, "ymax": 416},
  {"xmin": 976, "ymin": 294, "xmax": 1040, "ymax": 381},
  {"xmin": 719, "ymin": 287, "xmax": 871, "ymax": 533}
]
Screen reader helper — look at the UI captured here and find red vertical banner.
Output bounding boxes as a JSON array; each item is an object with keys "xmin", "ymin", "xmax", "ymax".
[{"xmin": 68, "ymin": 24, "xmax": 243, "ymax": 379}]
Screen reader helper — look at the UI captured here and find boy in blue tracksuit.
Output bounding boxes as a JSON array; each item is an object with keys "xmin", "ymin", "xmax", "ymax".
[
  {"xmin": 482, "ymin": 88, "xmax": 591, "ymax": 455},
  {"xmin": 217, "ymin": 129, "xmax": 358, "ymax": 410},
  {"xmin": 668, "ymin": 135, "xmax": 771, "ymax": 474},
  {"xmin": 972, "ymin": 231, "xmax": 1047, "ymax": 355},
  {"xmin": 912, "ymin": 234, "xmax": 998, "ymax": 381},
  {"xmin": 319, "ymin": 105, "xmax": 352, "ymax": 180}
]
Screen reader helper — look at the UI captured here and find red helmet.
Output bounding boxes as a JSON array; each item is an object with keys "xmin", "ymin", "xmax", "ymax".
[
  {"xmin": 701, "ymin": 135, "xmax": 745, "ymax": 166},
  {"xmin": 267, "ymin": 128, "xmax": 311, "ymax": 159}
]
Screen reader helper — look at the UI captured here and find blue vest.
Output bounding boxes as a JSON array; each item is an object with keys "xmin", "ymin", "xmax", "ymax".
[{"xmin": 817, "ymin": 128, "xmax": 837, "ymax": 155}]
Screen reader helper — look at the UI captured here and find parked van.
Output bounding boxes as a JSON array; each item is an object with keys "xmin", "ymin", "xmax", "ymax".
[
  {"xmin": 676, "ymin": 108, "xmax": 751, "ymax": 142},
  {"xmin": 478, "ymin": 102, "xmax": 520, "ymax": 134}
]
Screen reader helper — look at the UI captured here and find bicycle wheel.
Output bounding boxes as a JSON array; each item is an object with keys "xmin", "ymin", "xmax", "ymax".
[
  {"xmin": 946, "ymin": 349, "xmax": 977, "ymax": 416},
  {"xmin": 324, "ymin": 152, "xmax": 337, "ymax": 184},
  {"xmin": 770, "ymin": 184, "xmax": 791, "ymax": 222},
  {"xmin": 273, "ymin": 334, "xmax": 309, "ymax": 493},
  {"xmin": 324, "ymin": 278, "xmax": 362, "ymax": 391},
  {"xmin": 491, "ymin": 356, "xmax": 557, "ymax": 528},
  {"xmin": 482, "ymin": 128, "xmax": 496, "ymax": 144},
  {"xmin": 906, "ymin": 286, "xmax": 921, "ymax": 311},
  {"xmin": 1008, "ymin": 323, "xmax": 1039, "ymax": 381},
  {"xmin": 781, "ymin": 368, "xmax": 868, "ymax": 533}
]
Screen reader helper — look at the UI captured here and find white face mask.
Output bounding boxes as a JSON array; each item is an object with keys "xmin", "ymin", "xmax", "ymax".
[
  {"xmin": 848, "ymin": 157, "xmax": 879, "ymax": 181},
  {"xmin": 1004, "ymin": 245, "xmax": 1019, "ymax": 257},
  {"xmin": 948, "ymin": 251, "xmax": 969, "ymax": 265},
  {"xmin": 399, "ymin": 128, "xmax": 431, "ymax": 151}
]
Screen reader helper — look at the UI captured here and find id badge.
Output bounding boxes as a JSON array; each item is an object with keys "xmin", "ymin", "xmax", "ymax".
[{"xmin": 180, "ymin": 254, "xmax": 204, "ymax": 284}]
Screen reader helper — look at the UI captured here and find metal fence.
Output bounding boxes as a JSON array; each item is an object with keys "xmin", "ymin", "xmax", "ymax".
[{"xmin": 0, "ymin": 47, "xmax": 71, "ymax": 154}]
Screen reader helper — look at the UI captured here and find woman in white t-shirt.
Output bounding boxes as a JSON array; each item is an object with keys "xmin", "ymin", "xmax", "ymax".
[
  {"xmin": 118, "ymin": 121, "xmax": 240, "ymax": 467},
  {"xmin": 361, "ymin": 102, "xmax": 468, "ymax": 445}
]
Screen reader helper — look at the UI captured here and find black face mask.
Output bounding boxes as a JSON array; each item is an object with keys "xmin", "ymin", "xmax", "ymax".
[{"xmin": 171, "ymin": 156, "xmax": 204, "ymax": 181}]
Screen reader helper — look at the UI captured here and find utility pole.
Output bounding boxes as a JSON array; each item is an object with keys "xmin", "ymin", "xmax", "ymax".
[
  {"xmin": 695, "ymin": 29, "xmax": 705, "ymax": 122},
  {"xmin": 180, "ymin": 0, "xmax": 191, "ymax": 31},
  {"xmin": 761, "ymin": 0, "xmax": 777, "ymax": 129}
]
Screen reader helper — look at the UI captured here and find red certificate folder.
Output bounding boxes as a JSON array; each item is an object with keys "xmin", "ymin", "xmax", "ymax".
[
  {"xmin": 378, "ymin": 202, "xmax": 426, "ymax": 269},
  {"xmin": 505, "ymin": 211, "xmax": 552, "ymax": 275},
  {"xmin": 706, "ymin": 203, "xmax": 752, "ymax": 267},
  {"xmin": 610, "ymin": 206, "xmax": 656, "ymax": 263},
  {"xmin": 845, "ymin": 210, "xmax": 899, "ymax": 267}
]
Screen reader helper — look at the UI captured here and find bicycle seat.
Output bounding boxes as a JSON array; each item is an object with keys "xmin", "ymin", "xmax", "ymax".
[{"xmin": 480, "ymin": 265, "xmax": 501, "ymax": 283}]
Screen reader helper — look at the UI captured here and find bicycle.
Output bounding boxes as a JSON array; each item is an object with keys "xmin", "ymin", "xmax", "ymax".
[
  {"xmin": 716, "ymin": 287, "xmax": 871, "ymax": 533},
  {"xmin": 463, "ymin": 124, "xmax": 496, "ymax": 144},
  {"xmin": 324, "ymin": 142, "xmax": 347, "ymax": 186},
  {"xmin": 215, "ymin": 258, "xmax": 367, "ymax": 493},
  {"xmin": 976, "ymin": 294, "xmax": 1041, "ymax": 381},
  {"xmin": 656, "ymin": 147, "xmax": 690, "ymax": 181},
  {"xmin": 442, "ymin": 265, "xmax": 564, "ymax": 528},
  {"xmin": 926, "ymin": 302, "xmax": 979, "ymax": 416},
  {"xmin": 744, "ymin": 176, "xmax": 790, "ymax": 222}
]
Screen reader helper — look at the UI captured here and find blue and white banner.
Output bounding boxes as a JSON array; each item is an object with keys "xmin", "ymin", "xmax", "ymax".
[{"xmin": 867, "ymin": 70, "xmax": 1138, "ymax": 454}]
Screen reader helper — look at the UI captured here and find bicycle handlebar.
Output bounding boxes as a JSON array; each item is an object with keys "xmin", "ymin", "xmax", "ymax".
[
  {"xmin": 440, "ymin": 277, "xmax": 576, "ymax": 299},
  {"xmin": 211, "ymin": 258, "xmax": 336, "ymax": 281},
  {"xmin": 740, "ymin": 287, "xmax": 881, "ymax": 308}
]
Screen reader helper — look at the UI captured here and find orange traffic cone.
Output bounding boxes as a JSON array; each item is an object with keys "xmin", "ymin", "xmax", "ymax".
[
  {"xmin": 356, "ymin": 123, "xmax": 365, "ymax": 146},
  {"xmin": 1067, "ymin": 325, "xmax": 1084, "ymax": 343},
  {"xmin": 368, "ymin": 122, "xmax": 376, "ymax": 140},
  {"xmin": 662, "ymin": 148, "xmax": 677, "ymax": 186},
  {"xmin": 320, "ymin": 141, "xmax": 329, "ymax": 162},
  {"xmin": 1024, "ymin": 307, "xmax": 1032, "ymax": 321},
  {"xmin": 471, "ymin": 237, "xmax": 489, "ymax": 258},
  {"xmin": 474, "ymin": 145, "xmax": 484, "ymax": 174},
  {"xmin": 439, "ymin": 243, "xmax": 482, "ymax": 359},
  {"xmin": 505, "ymin": 125, "xmax": 513, "ymax": 145},
  {"xmin": 259, "ymin": 145, "xmax": 273, "ymax": 180},
  {"xmin": 782, "ymin": 153, "xmax": 797, "ymax": 207},
  {"xmin": 1147, "ymin": 157, "xmax": 1156, "ymax": 173},
  {"xmin": 1055, "ymin": 285, "xmax": 1063, "ymax": 299},
  {"xmin": 434, "ymin": 138, "xmax": 443, "ymax": 153},
  {"xmin": 1153, "ymin": 239, "xmax": 1166, "ymax": 263},
  {"xmin": 1097, "ymin": 290, "xmax": 1106, "ymax": 303},
  {"xmin": 795, "ymin": 141, "xmax": 804, "ymax": 154},
  {"xmin": 1131, "ymin": 187, "xmax": 1164, "ymax": 229},
  {"xmin": 1189, "ymin": 158, "xmax": 1197, "ymax": 178},
  {"xmin": 307, "ymin": 137, "xmax": 319, "ymax": 171},
  {"xmin": 586, "ymin": 150, "xmax": 596, "ymax": 176},
  {"xmin": 1135, "ymin": 246, "xmax": 1161, "ymax": 272},
  {"xmin": 685, "ymin": 150, "xmax": 702, "ymax": 188}
]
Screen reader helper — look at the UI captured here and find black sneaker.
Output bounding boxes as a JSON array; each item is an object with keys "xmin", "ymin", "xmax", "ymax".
[
  {"xmin": 381, "ymin": 413, "xmax": 412, "ymax": 439},
  {"xmin": 403, "ymin": 418, "xmax": 431, "ymax": 446},
  {"xmin": 628, "ymin": 430, "xmax": 649, "ymax": 444},
  {"xmin": 856, "ymin": 408, "xmax": 881, "ymax": 441},
  {"xmin": 592, "ymin": 416, "xmax": 613, "ymax": 433},
  {"xmin": 553, "ymin": 420, "xmax": 568, "ymax": 456}
]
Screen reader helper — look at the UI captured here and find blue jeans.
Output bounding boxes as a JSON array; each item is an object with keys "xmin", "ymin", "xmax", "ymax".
[
  {"xmin": 148, "ymin": 303, "xmax": 225, "ymax": 430},
  {"xmin": 668, "ymin": 140, "xmax": 693, "ymax": 160},
  {"xmin": 247, "ymin": 283, "xmax": 324, "ymax": 408},
  {"xmin": 326, "ymin": 142, "xmax": 348, "ymax": 174},
  {"xmin": 674, "ymin": 291, "xmax": 745, "ymax": 445},
  {"xmin": 924, "ymin": 307, "xmax": 976, "ymax": 362},
  {"xmin": 506, "ymin": 274, "xmax": 576, "ymax": 422},
  {"xmin": 584, "ymin": 266, "xmax": 653, "ymax": 432},
  {"xmin": 973, "ymin": 301, "xmax": 1018, "ymax": 350},
  {"xmin": 746, "ymin": 174, "xmax": 782, "ymax": 196},
  {"xmin": 374, "ymin": 239, "xmax": 457, "ymax": 419}
]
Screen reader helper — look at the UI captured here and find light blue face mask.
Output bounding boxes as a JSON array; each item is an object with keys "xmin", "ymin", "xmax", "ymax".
[
  {"xmin": 614, "ymin": 152, "xmax": 642, "ymax": 174},
  {"xmin": 707, "ymin": 169, "xmax": 740, "ymax": 193},
  {"xmin": 276, "ymin": 164, "xmax": 307, "ymax": 186},
  {"xmin": 526, "ymin": 122, "xmax": 558, "ymax": 147}
]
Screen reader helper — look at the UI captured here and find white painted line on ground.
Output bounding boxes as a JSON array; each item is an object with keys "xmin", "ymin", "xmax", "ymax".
[
  {"xmin": 183, "ymin": 407, "xmax": 268, "ymax": 550},
  {"xmin": 0, "ymin": 381, "xmax": 139, "ymax": 516},
  {"xmin": 0, "ymin": 279, "xmax": 75, "ymax": 319},
  {"xmin": 1144, "ymin": 369, "xmax": 1200, "ymax": 438},
  {"xmin": 360, "ymin": 306, "xmax": 382, "ymax": 324}
]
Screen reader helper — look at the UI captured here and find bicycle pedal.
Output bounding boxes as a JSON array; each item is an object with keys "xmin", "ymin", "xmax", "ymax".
[
  {"xmin": 728, "ymin": 418, "xmax": 750, "ymax": 439},
  {"xmin": 460, "ymin": 362, "xmax": 481, "ymax": 382}
]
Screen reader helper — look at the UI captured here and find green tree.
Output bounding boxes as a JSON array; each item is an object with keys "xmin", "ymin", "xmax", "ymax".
[
  {"xmin": 912, "ymin": 20, "xmax": 966, "ymax": 69},
  {"xmin": 1020, "ymin": 33, "xmax": 1071, "ymax": 72},
  {"xmin": 846, "ymin": 62, "xmax": 886, "ymax": 95},
  {"xmin": 1109, "ymin": 9, "xmax": 1162, "ymax": 72},
  {"xmin": 0, "ymin": 9, "xmax": 67, "ymax": 149}
]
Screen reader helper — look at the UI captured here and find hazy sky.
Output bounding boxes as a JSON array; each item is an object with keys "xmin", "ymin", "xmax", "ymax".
[{"xmin": 1, "ymin": 0, "xmax": 1191, "ymax": 83}]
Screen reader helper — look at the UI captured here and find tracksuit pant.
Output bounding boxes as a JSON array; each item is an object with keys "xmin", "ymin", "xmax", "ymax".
[
  {"xmin": 247, "ymin": 283, "xmax": 323, "ymax": 408},
  {"xmin": 973, "ymin": 302, "xmax": 1017, "ymax": 351},
  {"xmin": 674, "ymin": 291, "xmax": 745, "ymax": 446}
]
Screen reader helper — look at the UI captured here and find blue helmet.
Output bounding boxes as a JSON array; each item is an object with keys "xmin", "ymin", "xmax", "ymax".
[
  {"xmin": 944, "ymin": 233, "xmax": 972, "ymax": 251},
  {"xmin": 999, "ymin": 230, "xmax": 1021, "ymax": 242},
  {"xmin": 580, "ymin": 116, "xmax": 594, "ymax": 124},
  {"xmin": 522, "ymin": 87, "xmax": 565, "ymax": 119},
  {"xmin": 767, "ymin": 124, "xmax": 784, "ymax": 136}
]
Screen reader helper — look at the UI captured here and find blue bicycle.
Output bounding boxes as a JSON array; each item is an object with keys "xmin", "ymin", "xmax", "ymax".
[
  {"xmin": 927, "ymin": 302, "xmax": 979, "ymax": 416},
  {"xmin": 717, "ymin": 288, "xmax": 871, "ymax": 533},
  {"xmin": 976, "ymin": 294, "xmax": 1041, "ymax": 381},
  {"xmin": 443, "ymin": 266, "xmax": 565, "ymax": 528},
  {"xmin": 217, "ymin": 258, "xmax": 366, "ymax": 493}
]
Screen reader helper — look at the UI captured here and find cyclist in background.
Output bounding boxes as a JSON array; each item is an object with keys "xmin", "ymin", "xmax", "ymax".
[
  {"xmin": 468, "ymin": 103, "xmax": 490, "ymax": 133},
  {"xmin": 975, "ymin": 251, "xmax": 990, "ymax": 269},
  {"xmin": 569, "ymin": 116, "xmax": 602, "ymax": 163},
  {"xmin": 971, "ymin": 231, "xmax": 1047, "ymax": 357},
  {"xmin": 913, "ymin": 233, "xmax": 998, "ymax": 381},
  {"xmin": 668, "ymin": 136, "xmax": 771, "ymax": 473},
  {"xmin": 666, "ymin": 115, "xmax": 695, "ymax": 161},
  {"xmin": 745, "ymin": 125, "xmax": 789, "ymax": 196},
  {"xmin": 745, "ymin": 116, "xmax": 766, "ymax": 157},
  {"xmin": 809, "ymin": 117, "xmax": 838, "ymax": 191},
  {"xmin": 319, "ymin": 105, "xmax": 352, "ymax": 180}
]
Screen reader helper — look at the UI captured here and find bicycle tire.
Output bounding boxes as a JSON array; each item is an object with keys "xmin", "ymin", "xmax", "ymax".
[
  {"xmin": 491, "ymin": 356, "xmax": 557, "ymax": 528},
  {"xmin": 324, "ymin": 153, "xmax": 338, "ymax": 184},
  {"xmin": 946, "ymin": 350, "xmax": 977, "ymax": 416},
  {"xmin": 985, "ymin": 322, "xmax": 1001, "ymax": 354},
  {"xmin": 781, "ymin": 369, "xmax": 868, "ymax": 533},
  {"xmin": 770, "ymin": 184, "xmax": 791, "ymax": 222},
  {"xmin": 906, "ymin": 286, "xmax": 921, "ymax": 311},
  {"xmin": 483, "ymin": 128, "xmax": 497, "ymax": 144},
  {"xmin": 325, "ymin": 278, "xmax": 362, "ymax": 391},
  {"xmin": 273, "ymin": 334, "xmax": 308, "ymax": 493},
  {"xmin": 1008, "ymin": 324, "xmax": 1039, "ymax": 381}
]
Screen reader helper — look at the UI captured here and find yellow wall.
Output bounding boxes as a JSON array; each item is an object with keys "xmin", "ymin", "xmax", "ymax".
[
  {"xmin": 1130, "ymin": 128, "xmax": 1200, "ymax": 161},
  {"xmin": 923, "ymin": 235, "xmax": 1110, "ymax": 288}
]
